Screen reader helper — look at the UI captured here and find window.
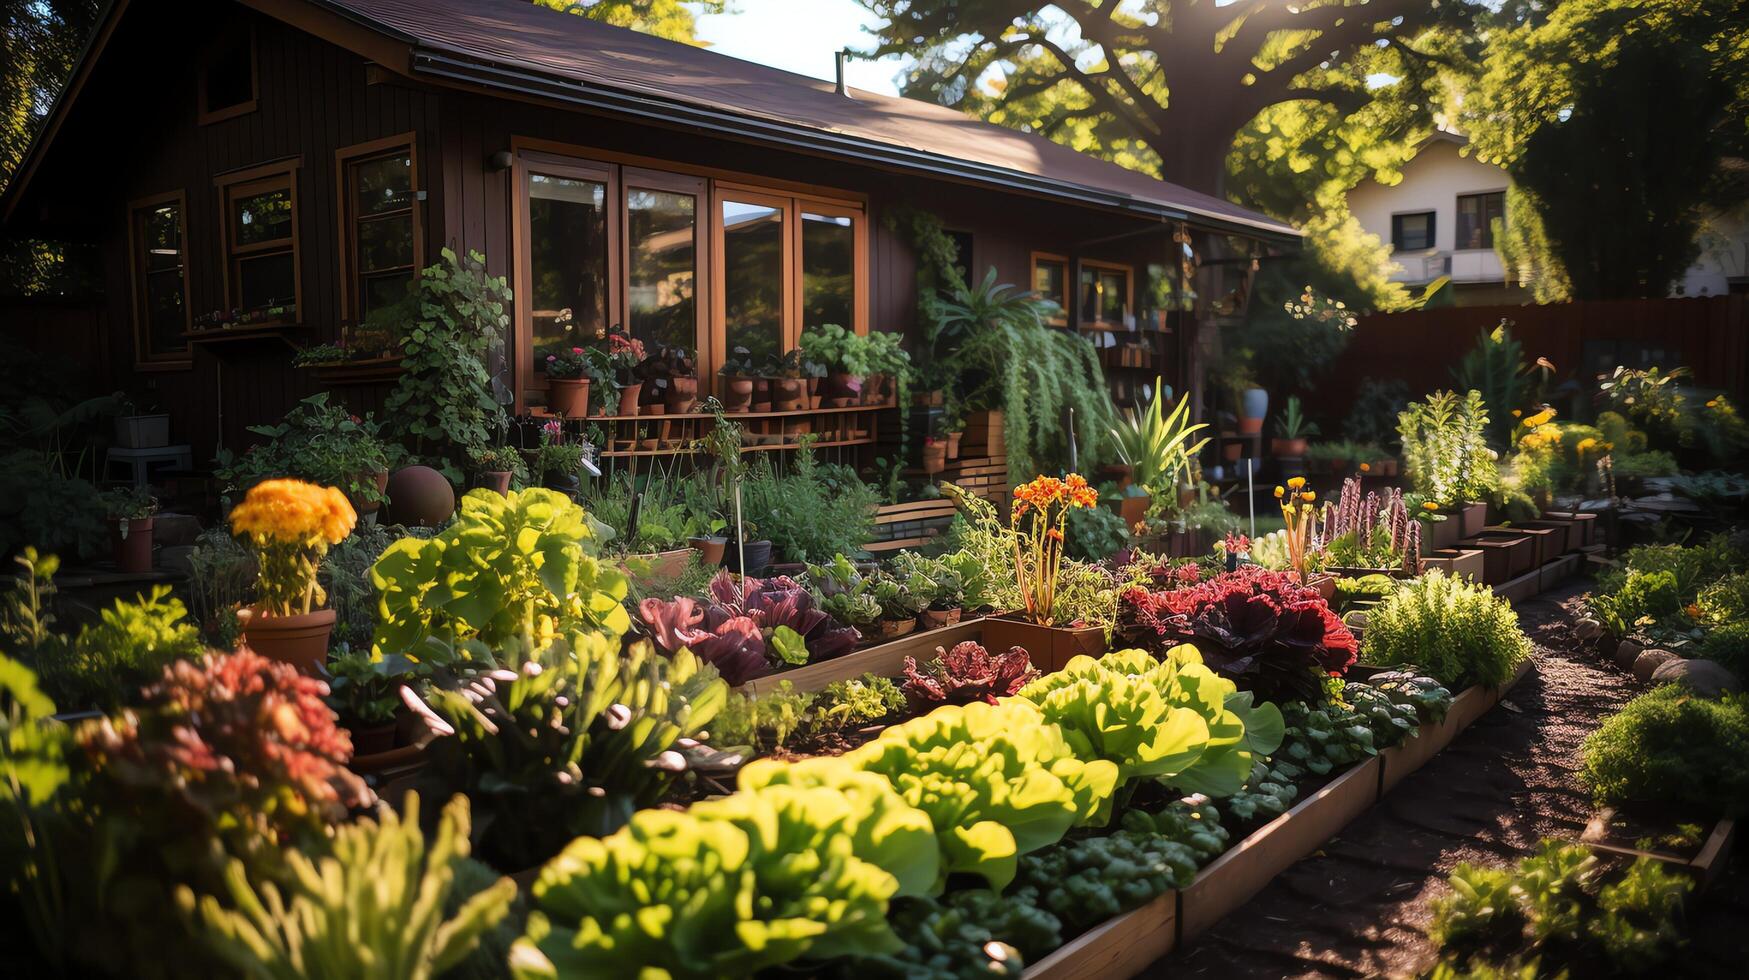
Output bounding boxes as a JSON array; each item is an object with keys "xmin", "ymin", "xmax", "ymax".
[
  {"xmin": 338, "ymin": 136, "xmax": 419, "ymax": 324},
  {"xmin": 718, "ymin": 189, "xmax": 864, "ymax": 376},
  {"xmin": 1078, "ymin": 260, "xmax": 1132, "ymax": 327},
  {"xmin": 217, "ymin": 161, "xmax": 300, "ymax": 322},
  {"xmin": 1456, "ymin": 192, "xmax": 1505, "ymax": 250},
  {"xmin": 1392, "ymin": 211, "xmax": 1436, "ymax": 251},
  {"xmin": 802, "ymin": 210, "xmax": 856, "ymax": 332},
  {"xmin": 199, "ymin": 24, "xmax": 257, "ymax": 124},
  {"xmin": 1031, "ymin": 252, "xmax": 1068, "ymax": 323},
  {"xmin": 522, "ymin": 160, "xmax": 615, "ymax": 373},
  {"xmin": 625, "ymin": 175, "xmax": 701, "ymax": 353},
  {"xmin": 721, "ymin": 196, "xmax": 786, "ymax": 365},
  {"xmin": 128, "ymin": 192, "xmax": 190, "ymax": 364}
]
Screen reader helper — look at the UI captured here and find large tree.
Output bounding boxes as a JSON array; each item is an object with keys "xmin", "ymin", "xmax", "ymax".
[
  {"xmin": 1461, "ymin": 0, "xmax": 1749, "ymax": 300},
  {"xmin": 857, "ymin": 0, "xmax": 1479, "ymax": 196}
]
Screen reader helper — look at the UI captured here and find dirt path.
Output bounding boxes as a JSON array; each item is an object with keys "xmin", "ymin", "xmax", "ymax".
[{"xmin": 1169, "ymin": 578, "xmax": 1749, "ymax": 978}]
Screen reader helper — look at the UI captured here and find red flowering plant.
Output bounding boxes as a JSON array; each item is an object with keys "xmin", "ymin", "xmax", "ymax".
[
  {"xmin": 601, "ymin": 323, "xmax": 647, "ymax": 381},
  {"xmin": 1117, "ymin": 565, "xmax": 1356, "ymax": 704},
  {"xmin": 901, "ymin": 641, "xmax": 1040, "ymax": 706},
  {"xmin": 1011, "ymin": 473, "xmax": 1100, "ymax": 625}
]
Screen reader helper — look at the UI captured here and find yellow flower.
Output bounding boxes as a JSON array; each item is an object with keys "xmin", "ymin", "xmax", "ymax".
[
  {"xmin": 1274, "ymin": 486, "xmax": 1285, "ymax": 499},
  {"xmin": 1511, "ymin": 409, "xmax": 1522, "ymax": 418},
  {"xmin": 1522, "ymin": 408, "xmax": 1556, "ymax": 428},
  {"xmin": 1422, "ymin": 501, "xmax": 1439, "ymax": 512},
  {"xmin": 1287, "ymin": 476, "xmax": 1306, "ymax": 490},
  {"xmin": 1300, "ymin": 491, "xmax": 1316, "ymax": 503},
  {"xmin": 230, "ymin": 478, "xmax": 356, "ymax": 547}
]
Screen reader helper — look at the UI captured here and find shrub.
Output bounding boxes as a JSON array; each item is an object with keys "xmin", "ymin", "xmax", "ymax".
[
  {"xmin": 1697, "ymin": 572, "xmax": 1749, "ymax": 627},
  {"xmin": 410, "ymin": 634, "xmax": 726, "ymax": 870},
  {"xmin": 843, "ymin": 700, "xmax": 1119, "ymax": 892},
  {"xmin": 1064, "ymin": 502, "xmax": 1131, "ymax": 561},
  {"xmin": 1699, "ymin": 622, "xmax": 1749, "ymax": 679},
  {"xmin": 211, "ymin": 391, "xmax": 398, "ymax": 506},
  {"xmin": 1118, "ymin": 565, "xmax": 1357, "ymax": 704},
  {"xmin": 739, "ymin": 440, "xmax": 879, "ymax": 563},
  {"xmin": 180, "ymin": 793, "xmax": 516, "ymax": 980},
  {"xmin": 1363, "ymin": 571, "xmax": 1533, "ymax": 689},
  {"xmin": 513, "ymin": 781, "xmax": 916, "ymax": 978},
  {"xmin": 371, "ymin": 488, "xmax": 629, "ymax": 654},
  {"xmin": 1580, "ymin": 685, "xmax": 1749, "ymax": 818},
  {"xmin": 1397, "ymin": 389, "xmax": 1500, "ymax": 507},
  {"xmin": 1587, "ymin": 569, "xmax": 1682, "ymax": 637}
]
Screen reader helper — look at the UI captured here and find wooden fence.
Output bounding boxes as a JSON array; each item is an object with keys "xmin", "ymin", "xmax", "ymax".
[{"xmin": 1304, "ymin": 295, "xmax": 1749, "ymax": 424}]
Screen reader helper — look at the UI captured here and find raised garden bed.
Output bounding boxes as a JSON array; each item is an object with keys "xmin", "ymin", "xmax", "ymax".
[
  {"xmin": 735, "ymin": 617, "xmax": 986, "ymax": 695},
  {"xmin": 1463, "ymin": 531, "xmax": 1536, "ymax": 583},
  {"xmin": 1578, "ymin": 810, "xmax": 1738, "ymax": 889}
]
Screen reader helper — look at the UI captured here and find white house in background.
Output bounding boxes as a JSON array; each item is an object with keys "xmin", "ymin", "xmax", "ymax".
[{"xmin": 1349, "ymin": 130, "xmax": 1749, "ymax": 304}]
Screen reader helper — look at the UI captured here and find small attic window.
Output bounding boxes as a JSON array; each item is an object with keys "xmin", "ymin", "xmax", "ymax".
[{"xmin": 199, "ymin": 26, "xmax": 257, "ymax": 124}]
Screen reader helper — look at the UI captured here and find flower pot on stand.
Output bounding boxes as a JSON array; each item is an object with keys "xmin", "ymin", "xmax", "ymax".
[
  {"xmin": 688, "ymin": 535, "xmax": 727, "ymax": 566},
  {"xmin": 237, "ymin": 607, "xmax": 335, "ymax": 674},
  {"xmin": 548, "ymin": 378, "xmax": 591, "ymax": 418},
  {"xmin": 1241, "ymin": 387, "xmax": 1269, "ymax": 424},
  {"xmin": 826, "ymin": 372, "xmax": 863, "ymax": 406},
  {"xmin": 1237, "ymin": 416, "xmax": 1264, "ymax": 435},
  {"xmin": 110, "ymin": 516, "xmax": 155, "ymax": 573},
  {"xmin": 921, "ymin": 441, "xmax": 947, "ymax": 475},
  {"xmin": 806, "ymin": 376, "xmax": 824, "ymax": 409},
  {"xmin": 479, "ymin": 471, "xmax": 513, "ymax": 496},
  {"xmin": 981, "ymin": 615, "xmax": 1106, "ymax": 674},
  {"xmin": 862, "ymin": 373, "xmax": 888, "ymax": 406},
  {"xmin": 1271, "ymin": 437, "xmax": 1308, "ymax": 457},
  {"xmin": 1119, "ymin": 494, "xmax": 1150, "ymax": 528},
  {"xmin": 945, "ymin": 430, "xmax": 963, "ymax": 459},
  {"xmin": 114, "ymin": 413, "xmax": 171, "ymax": 448},
  {"xmin": 665, "ymin": 376, "xmax": 699, "ymax": 414},
  {"xmin": 616, "ymin": 381, "xmax": 643, "ymax": 417},
  {"xmin": 770, "ymin": 377, "xmax": 806, "ymax": 411},
  {"xmin": 721, "ymin": 376, "xmax": 755, "ymax": 412}
]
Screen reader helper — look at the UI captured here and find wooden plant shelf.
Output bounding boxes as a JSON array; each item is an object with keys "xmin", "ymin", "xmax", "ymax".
[
  {"xmin": 314, "ymin": 355, "xmax": 404, "ymax": 385},
  {"xmin": 735, "ymin": 618, "xmax": 985, "ymax": 696}
]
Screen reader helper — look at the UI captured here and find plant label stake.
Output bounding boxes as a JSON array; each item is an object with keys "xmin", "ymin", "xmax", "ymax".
[
  {"xmin": 732, "ymin": 480, "xmax": 747, "ymax": 603},
  {"xmin": 1247, "ymin": 455, "xmax": 1256, "ymax": 539}
]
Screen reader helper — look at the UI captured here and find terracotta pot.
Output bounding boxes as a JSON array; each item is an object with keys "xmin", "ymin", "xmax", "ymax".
[
  {"xmin": 665, "ymin": 376, "xmax": 699, "ymax": 414},
  {"xmin": 921, "ymin": 441, "xmax": 947, "ymax": 474},
  {"xmin": 826, "ymin": 371, "xmax": 864, "ymax": 404},
  {"xmin": 721, "ymin": 376, "xmax": 755, "ymax": 412},
  {"xmin": 862, "ymin": 372, "xmax": 888, "ymax": 406},
  {"xmin": 918, "ymin": 607, "xmax": 962, "ymax": 630},
  {"xmin": 981, "ymin": 615, "xmax": 1106, "ymax": 674},
  {"xmin": 386, "ymin": 465, "xmax": 456, "ymax": 527},
  {"xmin": 688, "ymin": 535, "xmax": 727, "ymax": 566},
  {"xmin": 479, "ymin": 471, "xmax": 513, "ymax": 496},
  {"xmin": 1271, "ymin": 437, "xmax": 1308, "ymax": 457},
  {"xmin": 874, "ymin": 617, "xmax": 917, "ymax": 641},
  {"xmin": 348, "ymin": 468, "xmax": 390, "ymax": 517},
  {"xmin": 1222, "ymin": 441, "xmax": 1243, "ymax": 462},
  {"xmin": 238, "ymin": 606, "xmax": 335, "ymax": 674},
  {"xmin": 547, "ymin": 378, "xmax": 591, "ymax": 417},
  {"xmin": 641, "ymin": 400, "xmax": 665, "ymax": 416},
  {"xmin": 1119, "ymin": 494, "xmax": 1150, "ymax": 529},
  {"xmin": 945, "ymin": 430, "xmax": 963, "ymax": 459},
  {"xmin": 616, "ymin": 381, "xmax": 643, "ymax": 417},
  {"xmin": 770, "ymin": 377, "xmax": 806, "ymax": 411},
  {"xmin": 807, "ymin": 376, "xmax": 824, "ymax": 409},
  {"xmin": 348, "ymin": 722, "xmax": 398, "ymax": 757},
  {"xmin": 1237, "ymin": 416, "xmax": 1265, "ymax": 435},
  {"xmin": 1102, "ymin": 463, "xmax": 1134, "ymax": 489},
  {"xmin": 110, "ymin": 516, "xmax": 155, "ymax": 573}
]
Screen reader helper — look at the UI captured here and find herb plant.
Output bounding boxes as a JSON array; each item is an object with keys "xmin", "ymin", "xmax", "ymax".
[
  {"xmin": 1398, "ymin": 389, "xmax": 1501, "ymax": 508},
  {"xmin": 1362, "ymin": 571, "xmax": 1533, "ymax": 690}
]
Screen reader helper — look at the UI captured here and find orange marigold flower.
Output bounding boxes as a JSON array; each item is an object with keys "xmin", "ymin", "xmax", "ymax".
[
  {"xmin": 1300, "ymin": 491, "xmax": 1316, "ymax": 502},
  {"xmin": 1287, "ymin": 476, "xmax": 1306, "ymax": 490},
  {"xmin": 1359, "ymin": 462, "xmax": 1370, "ymax": 473},
  {"xmin": 1422, "ymin": 501, "xmax": 1439, "ymax": 512}
]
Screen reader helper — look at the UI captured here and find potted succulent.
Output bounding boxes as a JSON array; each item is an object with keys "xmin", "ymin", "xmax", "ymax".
[
  {"xmin": 1270, "ymin": 395, "xmax": 1319, "ymax": 457},
  {"xmin": 718, "ymin": 346, "xmax": 758, "ymax": 412},
  {"xmin": 470, "ymin": 444, "xmax": 526, "ymax": 496},
  {"xmin": 323, "ymin": 648, "xmax": 419, "ymax": 757},
  {"xmin": 105, "ymin": 486, "xmax": 158, "ymax": 573},
  {"xmin": 230, "ymin": 478, "xmax": 356, "ymax": 672},
  {"xmin": 114, "ymin": 394, "xmax": 171, "ymax": 448},
  {"xmin": 535, "ymin": 420, "xmax": 587, "ymax": 497},
  {"xmin": 602, "ymin": 324, "xmax": 647, "ymax": 416},
  {"xmin": 542, "ymin": 345, "xmax": 604, "ymax": 418},
  {"xmin": 980, "ymin": 473, "xmax": 1107, "ymax": 671}
]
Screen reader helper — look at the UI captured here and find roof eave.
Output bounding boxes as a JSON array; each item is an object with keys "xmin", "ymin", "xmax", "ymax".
[{"xmin": 409, "ymin": 48, "xmax": 1302, "ymax": 244}]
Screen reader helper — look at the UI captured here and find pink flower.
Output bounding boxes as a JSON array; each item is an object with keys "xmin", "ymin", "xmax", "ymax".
[
  {"xmin": 571, "ymin": 347, "xmax": 583, "ymax": 355},
  {"xmin": 546, "ymin": 354, "xmax": 556, "ymax": 361}
]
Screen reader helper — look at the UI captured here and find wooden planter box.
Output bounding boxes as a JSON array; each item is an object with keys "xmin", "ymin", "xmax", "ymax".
[
  {"xmin": 1458, "ymin": 501, "xmax": 1490, "ymax": 539},
  {"xmin": 1024, "ymin": 889, "xmax": 1177, "ymax": 979},
  {"xmin": 1463, "ymin": 531, "xmax": 1535, "ymax": 582},
  {"xmin": 983, "ymin": 615, "xmax": 1108, "ymax": 673},
  {"xmin": 1580, "ymin": 815, "xmax": 1738, "ymax": 889},
  {"xmin": 1425, "ymin": 515, "xmax": 1462, "ymax": 552},
  {"xmin": 735, "ymin": 618, "xmax": 985, "ymax": 696},
  {"xmin": 1485, "ymin": 524, "xmax": 1560, "ymax": 569},
  {"xmin": 1176, "ymin": 755, "xmax": 1383, "ymax": 942},
  {"xmin": 1542, "ymin": 511, "xmax": 1599, "ymax": 549},
  {"xmin": 1516, "ymin": 518, "xmax": 1581, "ymax": 555},
  {"xmin": 1379, "ymin": 658, "xmax": 1535, "ymax": 793},
  {"xmin": 1537, "ymin": 551, "xmax": 1582, "ymax": 593},
  {"xmin": 1420, "ymin": 548, "xmax": 1485, "ymax": 582}
]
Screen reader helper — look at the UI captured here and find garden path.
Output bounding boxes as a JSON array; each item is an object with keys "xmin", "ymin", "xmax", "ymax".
[{"xmin": 1167, "ymin": 579, "xmax": 1749, "ymax": 978}]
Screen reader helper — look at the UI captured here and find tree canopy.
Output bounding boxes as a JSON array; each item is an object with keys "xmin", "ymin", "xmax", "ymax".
[{"xmin": 532, "ymin": 0, "xmax": 724, "ymax": 44}]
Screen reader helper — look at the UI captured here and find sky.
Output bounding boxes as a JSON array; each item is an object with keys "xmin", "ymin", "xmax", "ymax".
[{"xmin": 694, "ymin": 0, "xmax": 911, "ymax": 96}]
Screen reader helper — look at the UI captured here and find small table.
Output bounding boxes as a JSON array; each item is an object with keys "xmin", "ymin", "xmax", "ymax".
[{"xmin": 104, "ymin": 445, "xmax": 193, "ymax": 488}]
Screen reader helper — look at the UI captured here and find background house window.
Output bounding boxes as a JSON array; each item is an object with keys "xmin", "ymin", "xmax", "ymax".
[
  {"xmin": 199, "ymin": 25, "xmax": 257, "ymax": 124},
  {"xmin": 527, "ymin": 171, "xmax": 610, "ymax": 357},
  {"xmin": 721, "ymin": 198, "xmax": 785, "ymax": 365},
  {"xmin": 627, "ymin": 186, "xmax": 698, "ymax": 352},
  {"xmin": 802, "ymin": 211, "xmax": 855, "ymax": 331},
  {"xmin": 1079, "ymin": 262, "xmax": 1132, "ymax": 326},
  {"xmin": 129, "ymin": 194, "xmax": 189, "ymax": 362},
  {"xmin": 1032, "ymin": 253, "xmax": 1068, "ymax": 321},
  {"xmin": 1392, "ymin": 211, "xmax": 1436, "ymax": 251},
  {"xmin": 339, "ymin": 140, "xmax": 417, "ymax": 323},
  {"xmin": 219, "ymin": 164, "xmax": 299, "ymax": 321},
  {"xmin": 1456, "ymin": 192, "xmax": 1505, "ymax": 250}
]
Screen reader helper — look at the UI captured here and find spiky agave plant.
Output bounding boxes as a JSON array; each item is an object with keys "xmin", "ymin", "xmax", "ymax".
[{"xmin": 1108, "ymin": 378, "xmax": 1211, "ymax": 499}]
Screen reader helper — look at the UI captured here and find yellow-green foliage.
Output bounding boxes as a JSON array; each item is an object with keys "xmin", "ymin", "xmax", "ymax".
[{"xmin": 1363, "ymin": 571, "xmax": 1533, "ymax": 689}]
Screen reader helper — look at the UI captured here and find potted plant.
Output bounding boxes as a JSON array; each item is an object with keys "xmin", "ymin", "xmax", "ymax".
[
  {"xmin": 766, "ymin": 349, "xmax": 809, "ymax": 411},
  {"xmin": 542, "ymin": 345, "xmax": 602, "ymax": 418},
  {"xmin": 1398, "ymin": 390, "xmax": 1499, "ymax": 539},
  {"xmin": 323, "ymin": 648, "xmax": 418, "ymax": 757},
  {"xmin": 869, "ymin": 570, "xmax": 924, "ymax": 640},
  {"xmin": 980, "ymin": 473, "xmax": 1108, "ymax": 671},
  {"xmin": 215, "ymin": 393, "xmax": 397, "ymax": 521},
  {"xmin": 1118, "ymin": 483, "xmax": 1152, "ymax": 528},
  {"xmin": 601, "ymin": 324, "xmax": 647, "ymax": 416},
  {"xmin": 1271, "ymin": 395, "xmax": 1319, "ymax": 457},
  {"xmin": 891, "ymin": 551, "xmax": 966, "ymax": 630},
  {"xmin": 1108, "ymin": 379, "xmax": 1210, "ymax": 525},
  {"xmin": 535, "ymin": 420, "xmax": 587, "ymax": 497},
  {"xmin": 861, "ymin": 330, "xmax": 913, "ymax": 407},
  {"xmin": 921, "ymin": 436, "xmax": 947, "ymax": 474},
  {"xmin": 470, "ymin": 444, "xmax": 526, "ymax": 496},
  {"xmin": 230, "ymin": 478, "xmax": 356, "ymax": 672},
  {"xmin": 114, "ymin": 393, "xmax": 171, "ymax": 448},
  {"xmin": 800, "ymin": 323, "xmax": 868, "ymax": 406},
  {"xmin": 105, "ymin": 486, "xmax": 158, "ymax": 573},
  {"xmin": 718, "ymin": 346, "xmax": 758, "ymax": 412}
]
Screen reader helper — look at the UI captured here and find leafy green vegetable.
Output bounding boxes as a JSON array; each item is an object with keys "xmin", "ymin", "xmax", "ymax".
[{"xmin": 1007, "ymin": 830, "xmax": 1197, "ymax": 935}]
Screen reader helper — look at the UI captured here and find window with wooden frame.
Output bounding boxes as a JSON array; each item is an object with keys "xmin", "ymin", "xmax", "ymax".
[
  {"xmin": 1078, "ymin": 259, "xmax": 1133, "ymax": 328},
  {"xmin": 336, "ymin": 135, "xmax": 420, "ymax": 331},
  {"xmin": 198, "ymin": 23, "xmax": 257, "ymax": 124},
  {"xmin": 1031, "ymin": 252, "xmax": 1069, "ymax": 324},
  {"xmin": 127, "ymin": 191, "xmax": 191, "ymax": 365},
  {"xmin": 1456, "ymin": 191, "xmax": 1505, "ymax": 250},
  {"xmin": 217, "ymin": 161, "xmax": 300, "ymax": 323}
]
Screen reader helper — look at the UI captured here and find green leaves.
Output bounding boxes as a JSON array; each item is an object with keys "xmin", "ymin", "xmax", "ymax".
[
  {"xmin": 512, "ymin": 782, "xmax": 907, "ymax": 979},
  {"xmin": 842, "ymin": 700, "xmax": 1118, "ymax": 892},
  {"xmin": 1107, "ymin": 379, "xmax": 1210, "ymax": 496},
  {"xmin": 770, "ymin": 625, "xmax": 809, "ymax": 666}
]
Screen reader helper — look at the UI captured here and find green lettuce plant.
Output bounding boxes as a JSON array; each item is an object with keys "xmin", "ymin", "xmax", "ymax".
[
  {"xmin": 411, "ymin": 634, "xmax": 726, "ymax": 869},
  {"xmin": 179, "ymin": 793, "xmax": 516, "ymax": 980},
  {"xmin": 842, "ymin": 700, "xmax": 1119, "ymax": 892},
  {"xmin": 371, "ymin": 488, "xmax": 629, "ymax": 655},
  {"xmin": 512, "ymin": 782, "xmax": 910, "ymax": 979}
]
